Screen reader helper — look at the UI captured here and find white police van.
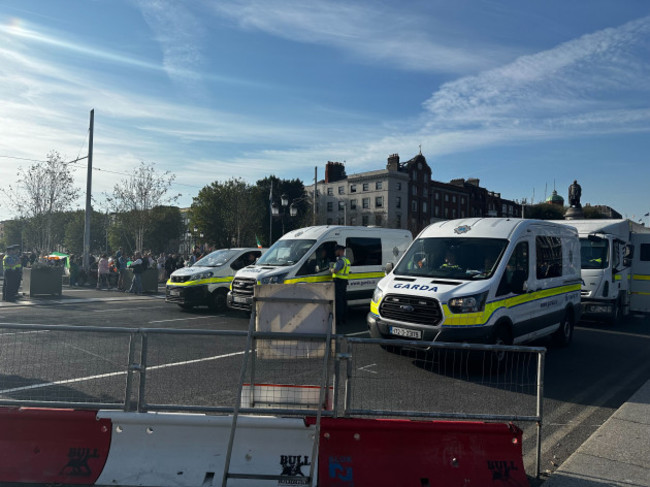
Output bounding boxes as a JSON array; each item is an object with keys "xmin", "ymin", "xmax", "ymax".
[
  {"xmin": 166, "ymin": 248, "xmax": 265, "ymax": 311},
  {"xmin": 227, "ymin": 226, "xmax": 412, "ymax": 312},
  {"xmin": 368, "ymin": 218, "xmax": 582, "ymax": 346}
]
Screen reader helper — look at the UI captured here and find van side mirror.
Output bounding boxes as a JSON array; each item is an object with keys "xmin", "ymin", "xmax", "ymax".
[
  {"xmin": 384, "ymin": 262, "xmax": 394, "ymax": 274},
  {"xmin": 623, "ymin": 258, "xmax": 632, "ymax": 268}
]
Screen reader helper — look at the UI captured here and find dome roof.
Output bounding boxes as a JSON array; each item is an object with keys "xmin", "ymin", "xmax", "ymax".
[{"xmin": 546, "ymin": 190, "xmax": 564, "ymax": 204}]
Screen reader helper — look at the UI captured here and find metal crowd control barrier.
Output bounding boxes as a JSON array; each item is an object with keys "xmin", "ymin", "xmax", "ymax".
[{"xmin": 0, "ymin": 324, "xmax": 545, "ymax": 479}]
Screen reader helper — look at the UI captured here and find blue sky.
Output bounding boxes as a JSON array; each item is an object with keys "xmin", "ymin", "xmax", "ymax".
[{"xmin": 1, "ymin": 0, "xmax": 649, "ymax": 222}]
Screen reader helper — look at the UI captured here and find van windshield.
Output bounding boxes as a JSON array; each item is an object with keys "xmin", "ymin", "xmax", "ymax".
[
  {"xmin": 194, "ymin": 249, "xmax": 239, "ymax": 267},
  {"xmin": 394, "ymin": 237, "xmax": 508, "ymax": 280},
  {"xmin": 256, "ymin": 239, "xmax": 316, "ymax": 266},
  {"xmin": 580, "ymin": 238, "xmax": 609, "ymax": 269}
]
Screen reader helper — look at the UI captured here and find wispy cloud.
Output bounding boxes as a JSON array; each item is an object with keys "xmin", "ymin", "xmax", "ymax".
[
  {"xmin": 422, "ymin": 16, "xmax": 650, "ymax": 138},
  {"xmin": 211, "ymin": 0, "xmax": 518, "ymax": 74}
]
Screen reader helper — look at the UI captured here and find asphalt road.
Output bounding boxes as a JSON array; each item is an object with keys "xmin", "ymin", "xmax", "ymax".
[{"xmin": 1, "ymin": 285, "xmax": 649, "ymax": 485}]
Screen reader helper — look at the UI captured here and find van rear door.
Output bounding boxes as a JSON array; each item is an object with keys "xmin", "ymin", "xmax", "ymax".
[{"xmin": 630, "ymin": 233, "xmax": 650, "ymax": 313}]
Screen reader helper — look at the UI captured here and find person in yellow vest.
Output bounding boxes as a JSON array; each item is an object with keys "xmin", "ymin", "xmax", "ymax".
[
  {"xmin": 330, "ymin": 244, "xmax": 350, "ymax": 326},
  {"xmin": 2, "ymin": 244, "xmax": 22, "ymax": 302}
]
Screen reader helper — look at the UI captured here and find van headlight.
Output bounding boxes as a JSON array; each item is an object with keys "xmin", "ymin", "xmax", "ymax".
[
  {"xmin": 260, "ymin": 273, "xmax": 288, "ymax": 284},
  {"xmin": 372, "ymin": 287, "xmax": 384, "ymax": 303},
  {"xmin": 448, "ymin": 292, "xmax": 488, "ymax": 313},
  {"xmin": 190, "ymin": 271, "xmax": 213, "ymax": 281}
]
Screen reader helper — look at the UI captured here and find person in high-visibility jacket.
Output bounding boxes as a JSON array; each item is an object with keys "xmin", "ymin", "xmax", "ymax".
[
  {"xmin": 2, "ymin": 244, "xmax": 22, "ymax": 302},
  {"xmin": 330, "ymin": 244, "xmax": 350, "ymax": 326}
]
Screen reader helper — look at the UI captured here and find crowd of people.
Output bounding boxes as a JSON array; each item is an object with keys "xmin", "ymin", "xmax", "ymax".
[{"xmin": 1, "ymin": 245, "xmax": 213, "ymax": 299}]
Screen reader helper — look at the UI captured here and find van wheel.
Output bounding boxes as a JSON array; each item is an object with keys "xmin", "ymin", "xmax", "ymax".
[
  {"xmin": 492, "ymin": 323, "xmax": 512, "ymax": 363},
  {"xmin": 209, "ymin": 289, "xmax": 228, "ymax": 312},
  {"xmin": 553, "ymin": 310, "xmax": 574, "ymax": 347}
]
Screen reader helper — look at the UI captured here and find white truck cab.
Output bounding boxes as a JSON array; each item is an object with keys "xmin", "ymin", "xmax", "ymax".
[
  {"xmin": 166, "ymin": 248, "xmax": 265, "ymax": 311},
  {"xmin": 227, "ymin": 226, "xmax": 412, "ymax": 312},
  {"xmin": 552, "ymin": 219, "xmax": 650, "ymax": 321},
  {"xmin": 368, "ymin": 218, "xmax": 582, "ymax": 347}
]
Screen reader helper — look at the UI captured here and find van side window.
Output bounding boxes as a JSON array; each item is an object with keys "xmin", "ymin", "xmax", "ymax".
[
  {"xmin": 345, "ymin": 237, "xmax": 381, "ymax": 266},
  {"xmin": 497, "ymin": 241, "xmax": 528, "ymax": 296},
  {"xmin": 536, "ymin": 236, "xmax": 563, "ymax": 279},
  {"xmin": 296, "ymin": 241, "xmax": 336, "ymax": 275},
  {"xmin": 231, "ymin": 251, "xmax": 261, "ymax": 270},
  {"xmin": 640, "ymin": 244, "xmax": 650, "ymax": 261}
]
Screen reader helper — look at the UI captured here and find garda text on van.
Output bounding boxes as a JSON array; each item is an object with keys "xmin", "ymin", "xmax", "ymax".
[{"xmin": 368, "ymin": 218, "xmax": 582, "ymax": 346}]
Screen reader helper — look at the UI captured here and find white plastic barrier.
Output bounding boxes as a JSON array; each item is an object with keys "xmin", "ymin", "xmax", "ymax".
[{"xmin": 96, "ymin": 412, "xmax": 317, "ymax": 487}]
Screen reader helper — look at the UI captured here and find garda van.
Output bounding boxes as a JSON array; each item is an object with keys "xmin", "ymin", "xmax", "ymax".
[
  {"xmin": 551, "ymin": 219, "xmax": 650, "ymax": 321},
  {"xmin": 227, "ymin": 226, "xmax": 413, "ymax": 312},
  {"xmin": 368, "ymin": 218, "xmax": 582, "ymax": 347},
  {"xmin": 166, "ymin": 248, "xmax": 265, "ymax": 311}
]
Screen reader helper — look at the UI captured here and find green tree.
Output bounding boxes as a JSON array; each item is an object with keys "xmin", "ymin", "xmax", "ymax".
[
  {"xmin": 2, "ymin": 151, "xmax": 80, "ymax": 253},
  {"xmin": 63, "ymin": 210, "xmax": 107, "ymax": 255},
  {"xmin": 107, "ymin": 162, "xmax": 180, "ymax": 252},
  {"xmin": 189, "ymin": 178, "xmax": 263, "ymax": 248},
  {"xmin": 144, "ymin": 206, "xmax": 184, "ymax": 253},
  {"xmin": 256, "ymin": 176, "xmax": 308, "ymax": 246},
  {"xmin": 523, "ymin": 204, "xmax": 566, "ymax": 220},
  {"xmin": 582, "ymin": 206, "xmax": 607, "ymax": 219}
]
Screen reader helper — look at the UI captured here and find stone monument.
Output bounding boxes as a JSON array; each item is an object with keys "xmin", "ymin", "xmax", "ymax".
[{"xmin": 565, "ymin": 179, "xmax": 584, "ymax": 220}]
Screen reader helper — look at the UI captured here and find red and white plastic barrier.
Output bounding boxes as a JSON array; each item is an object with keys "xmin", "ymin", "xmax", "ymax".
[{"xmin": 0, "ymin": 407, "xmax": 528, "ymax": 486}]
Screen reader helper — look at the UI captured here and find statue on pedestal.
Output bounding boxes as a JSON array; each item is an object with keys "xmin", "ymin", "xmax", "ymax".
[{"xmin": 568, "ymin": 180, "xmax": 582, "ymax": 208}]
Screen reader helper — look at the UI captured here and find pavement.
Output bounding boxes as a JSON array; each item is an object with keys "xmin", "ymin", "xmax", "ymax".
[{"xmin": 542, "ymin": 379, "xmax": 650, "ymax": 487}]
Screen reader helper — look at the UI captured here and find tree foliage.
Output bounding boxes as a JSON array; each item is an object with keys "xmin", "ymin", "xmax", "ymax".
[
  {"xmin": 63, "ymin": 210, "xmax": 108, "ymax": 255},
  {"xmin": 107, "ymin": 162, "xmax": 180, "ymax": 252},
  {"xmin": 189, "ymin": 178, "xmax": 263, "ymax": 248},
  {"xmin": 2, "ymin": 151, "xmax": 80, "ymax": 252},
  {"xmin": 523, "ymin": 204, "xmax": 566, "ymax": 220}
]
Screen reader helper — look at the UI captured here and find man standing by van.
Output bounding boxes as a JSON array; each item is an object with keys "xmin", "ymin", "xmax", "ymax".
[{"xmin": 330, "ymin": 244, "xmax": 350, "ymax": 326}]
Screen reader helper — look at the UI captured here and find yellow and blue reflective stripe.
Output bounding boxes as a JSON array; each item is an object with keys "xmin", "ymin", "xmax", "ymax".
[
  {"xmin": 166, "ymin": 276, "xmax": 233, "ymax": 287},
  {"xmin": 285, "ymin": 271, "xmax": 384, "ymax": 285}
]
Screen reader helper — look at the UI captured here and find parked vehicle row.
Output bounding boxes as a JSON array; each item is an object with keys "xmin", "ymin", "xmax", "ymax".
[{"xmin": 166, "ymin": 218, "xmax": 650, "ymax": 351}]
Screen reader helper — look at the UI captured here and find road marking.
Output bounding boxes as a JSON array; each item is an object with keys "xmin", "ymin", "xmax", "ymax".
[
  {"xmin": 148, "ymin": 316, "xmax": 220, "ymax": 324},
  {"xmin": 0, "ymin": 330, "xmax": 50, "ymax": 337},
  {"xmin": 0, "ymin": 350, "xmax": 245, "ymax": 395},
  {"xmin": 346, "ymin": 330, "xmax": 370, "ymax": 337},
  {"xmin": 576, "ymin": 326, "xmax": 650, "ymax": 340},
  {"xmin": 358, "ymin": 363, "xmax": 378, "ymax": 374}
]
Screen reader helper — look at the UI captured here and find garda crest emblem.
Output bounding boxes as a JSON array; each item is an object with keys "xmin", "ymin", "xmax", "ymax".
[{"xmin": 454, "ymin": 225, "xmax": 471, "ymax": 234}]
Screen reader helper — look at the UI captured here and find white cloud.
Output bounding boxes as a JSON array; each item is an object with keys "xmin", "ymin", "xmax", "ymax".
[{"xmin": 211, "ymin": 0, "xmax": 518, "ymax": 74}]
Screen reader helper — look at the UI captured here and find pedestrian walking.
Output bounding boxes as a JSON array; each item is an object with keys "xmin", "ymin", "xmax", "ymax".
[
  {"xmin": 2, "ymin": 244, "xmax": 22, "ymax": 302},
  {"xmin": 127, "ymin": 252, "xmax": 144, "ymax": 294},
  {"xmin": 96, "ymin": 254, "xmax": 110, "ymax": 289},
  {"xmin": 330, "ymin": 244, "xmax": 350, "ymax": 326}
]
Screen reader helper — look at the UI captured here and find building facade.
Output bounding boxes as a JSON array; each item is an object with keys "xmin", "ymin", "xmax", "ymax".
[{"xmin": 305, "ymin": 153, "xmax": 522, "ymax": 234}]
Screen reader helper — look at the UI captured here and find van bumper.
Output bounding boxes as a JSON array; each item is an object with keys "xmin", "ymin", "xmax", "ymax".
[
  {"xmin": 227, "ymin": 291, "xmax": 253, "ymax": 311},
  {"xmin": 367, "ymin": 312, "xmax": 494, "ymax": 344},
  {"xmin": 165, "ymin": 284, "xmax": 209, "ymax": 306}
]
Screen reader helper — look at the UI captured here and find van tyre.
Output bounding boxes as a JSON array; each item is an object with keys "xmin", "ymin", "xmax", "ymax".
[
  {"xmin": 492, "ymin": 322, "xmax": 513, "ymax": 363},
  {"xmin": 553, "ymin": 310, "xmax": 574, "ymax": 347},
  {"xmin": 209, "ymin": 289, "xmax": 228, "ymax": 312}
]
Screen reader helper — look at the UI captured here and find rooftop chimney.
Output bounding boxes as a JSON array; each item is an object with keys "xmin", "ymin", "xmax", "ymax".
[{"xmin": 387, "ymin": 153, "xmax": 400, "ymax": 171}]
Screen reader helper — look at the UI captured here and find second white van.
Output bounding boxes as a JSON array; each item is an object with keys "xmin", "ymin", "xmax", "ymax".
[
  {"xmin": 227, "ymin": 226, "xmax": 412, "ymax": 312},
  {"xmin": 368, "ymin": 218, "xmax": 582, "ymax": 347}
]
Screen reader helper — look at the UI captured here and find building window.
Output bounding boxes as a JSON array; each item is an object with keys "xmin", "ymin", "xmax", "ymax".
[
  {"xmin": 435, "ymin": 193, "xmax": 439, "ymax": 200},
  {"xmin": 434, "ymin": 206, "xmax": 439, "ymax": 217},
  {"xmin": 327, "ymin": 187, "xmax": 333, "ymax": 196},
  {"xmin": 338, "ymin": 217, "xmax": 345, "ymax": 225},
  {"xmin": 444, "ymin": 194, "xmax": 449, "ymax": 202},
  {"xmin": 337, "ymin": 186, "xmax": 344, "ymax": 195},
  {"xmin": 375, "ymin": 196, "xmax": 384, "ymax": 208},
  {"xmin": 411, "ymin": 200, "xmax": 417, "ymax": 212},
  {"xmin": 396, "ymin": 214, "xmax": 401, "ymax": 228},
  {"xmin": 396, "ymin": 196, "xmax": 401, "ymax": 209},
  {"xmin": 362, "ymin": 215, "xmax": 369, "ymax": 226},
  {"xmin": 350, "ymin": 184, "xmax": 357, "ymax": 193},
  {"xmin": 461, "ymin": 197, "xmax": 465, "ymax": 204},
  {"xmin": 422, "ymin": 202, "xmax": 427, "ymax": 213},
  {"xmin": 444, "ymin": 208, "xmax": 449, "ymax": 217},
  {"xmin": 338, "ymin": 201, "xmax": 345, "ymax": 211},
  {"xmin": 350, "ymin": 199, "xmax": 357, "ymax": 210},
  {"xmin": 412, "ymin": 186, "xmax": 417, "ymax": 196},
  {"xmin": 397, "ymin": 182, "xmax": 402, "ymax": 190},
  {"xmin": 423, "ymin": 187, "xmax": 428, "ymax": 198},
  {"xmin": 452, "ymin": 195, "xmax": 457, "ymax": 203},
  {"xmin": 376, "ymin": 181, "xmax": 383, "ymax": 190},
  {"xmin": 362, "ymin": 183, "xmax": 369, "ymax": 191},
  {"xmin": 362, "ymin": 198, "xmax": 370, "ymax": 209},
  {"xmin": 375, "ymin": 214, "xmax": 383, "ymax": 226},
  {"xmin": 327, "ymin": 202, "xmax": 333, "ymax": 212},
  {"xmin": 452, "ymin": 209, "xmax": 457, "ymax": 218},
  {"xmin": 461, "ymin": 210, "xmax": 466, "ymax": 218},
  {"xmin": 350, "ymin": 216, "xmax": 357, "ymax": 225}
]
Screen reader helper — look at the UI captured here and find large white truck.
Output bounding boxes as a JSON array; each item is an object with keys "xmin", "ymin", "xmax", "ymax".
[{"xmin": 551, "ymin": 219, "xmax": 650, "ymax": 321}]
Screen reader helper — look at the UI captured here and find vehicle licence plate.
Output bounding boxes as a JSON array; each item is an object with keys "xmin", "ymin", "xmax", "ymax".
[
  {"xmin": 233, "ymin": 296, "xmax": 248, "ymax": 304},
  {"xmin": 170, "ymin": 289, "xmax": 180, "ymax": 296},
  {"xmin": 389, "ymin": 326, "xmax": 421, "ymax": 339}
]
